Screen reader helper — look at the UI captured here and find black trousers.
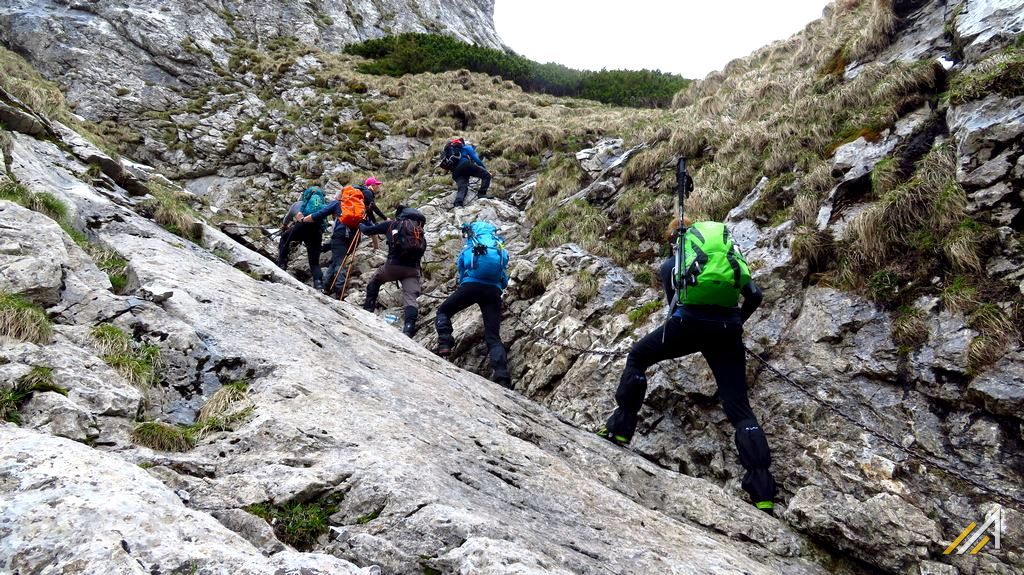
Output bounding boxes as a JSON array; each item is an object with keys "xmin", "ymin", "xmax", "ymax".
[
  {"xmin": 605, "ymin": 315, "xmax": 777, "ymax": 503},
  {"xmin": 323, "ymin": 226, "xmax": 357, "ymax": 295},
  {"xmin": 435, "ymin": 283, "xmax": 509, "ymax": 380},
  {"xmin": 277, "ymin": 222, "xmax": 323, "ymax": 284},
  {"xmin": 453, "ymin": 161, "xmax": 491, "ymax": 205}
]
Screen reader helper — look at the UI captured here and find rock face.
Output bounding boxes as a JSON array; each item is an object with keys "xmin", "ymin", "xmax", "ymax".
[
  {"xmin": 0, "ymin": 0, "xmax": 502, "ymax": 120},
  {"xmin": 0, "ymin": 125, "xmax": 840, "ymax": 575}
]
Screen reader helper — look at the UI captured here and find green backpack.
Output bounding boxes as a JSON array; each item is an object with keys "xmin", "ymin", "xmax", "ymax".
[{"xmin": 677, "ymin": 221, "xmax": 751, "ymax": 307}]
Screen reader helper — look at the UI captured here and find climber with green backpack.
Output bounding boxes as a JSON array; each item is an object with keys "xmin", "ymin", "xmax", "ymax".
[
  {"xmin": 597, "ymin": 159, "xmax": 777, "ymax": 515},
  {"xmin": 435, "ymin": 221, "xmax": 512, "ymax": 389},
  {"xmin": 277, "ymin": 185, "xmax": 327, "ymax": 290}
]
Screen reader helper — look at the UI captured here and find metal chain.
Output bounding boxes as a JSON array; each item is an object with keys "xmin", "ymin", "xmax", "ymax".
[{"xmin": 745, "ymin": 347, "xmax": 1024, "ymax": 508}]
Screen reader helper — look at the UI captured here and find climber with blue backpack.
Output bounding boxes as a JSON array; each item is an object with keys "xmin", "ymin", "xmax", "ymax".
[
  {"xmin": 435, "ymin": 221, "xmax": 512, "ymax": 389},
  {"xmin": 299, "ymin": 184, "xmax": 368, "ymax": 298},
  {"xmin": 597, "ymin": 159, "xmax": 777, "ymax": 515},
  {"xmin": 438, "ymin": 137, "xmax": 491, "ymax": 208},
  {"xmin": 277, "ymin": 185, "xmax": 327, "ymax": 290}
]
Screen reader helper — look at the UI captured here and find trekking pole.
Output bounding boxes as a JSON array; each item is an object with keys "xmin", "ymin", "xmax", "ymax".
[
  {"xmin": 328, "ymin": 229, "xmax": 361, "ymax": 296},
  {"xmin": 665, "ymin": 158, "xmax": 694, "ymax": 342},
  {"xmin": 338, "ymin": 229, "xmax": 362, "ymax": 301}
]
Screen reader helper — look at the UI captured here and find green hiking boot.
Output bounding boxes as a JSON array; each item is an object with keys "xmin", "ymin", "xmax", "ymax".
[
  {"xmin": 755, "ymin": 501, "xmax": 775, "ymax": 515},
  {"xmin": 596, "ymin": 426, "xmax": 630, "ymax": 446}
]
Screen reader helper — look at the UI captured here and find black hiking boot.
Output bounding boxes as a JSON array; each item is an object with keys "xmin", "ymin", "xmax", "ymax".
[
  {"xmin": 436, "ymin": 345, "xmax": 452, "ymax": 357},
  {"xmin": 402, "ymin": 306, "xmax": 418, "ymax": 337},
  {"xmin": 494, "ymin": 375, "xmax": 512, "ymax": 389},
  {"xmin": 313, "ymin": 279, "xmax": 324, "ymax": 291},
  {"xmin": 362, "ymin": 297, "xmax": 377, "ymax": 312},
  {"xmin": 596, "ymin": 426, "xmax": 630, "ymax": 446}
]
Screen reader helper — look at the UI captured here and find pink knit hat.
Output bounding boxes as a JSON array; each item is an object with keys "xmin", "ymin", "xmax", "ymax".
[{"xmin": 365, "ymin": 177, "xmax": 382, "ymax": 187}]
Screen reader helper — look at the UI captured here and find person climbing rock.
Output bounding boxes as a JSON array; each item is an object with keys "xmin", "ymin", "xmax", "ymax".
[
  {"xmin": 597, "ymin": 219, "xmax": 778, "ymax": 514},
  {"xmin": 355, "ymin": 177, "xmax": 389, "ymax": 224},
  {"xmin": 298, "ymin": 184, "xmax": 367, "ymax": 298},
  {"xmin": 435, "ymin": 221, "xmax": 512, "ymax": 389},
  {"xmin": 439, "ymin": 137, "xmax": 491, "ymax": 208},
  {"xmin": 277, "ymin": 185, "xmax": 327, "ymax": 290},
  {"xmin": 359, "ymin": 206, "xmax": 427, "ymax": 336}
]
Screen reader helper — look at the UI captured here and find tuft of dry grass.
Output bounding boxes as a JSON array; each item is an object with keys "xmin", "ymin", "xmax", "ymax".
[
  {"xmin": 197, "ymin": 380, "xmax": 250, "ymax": 423},
  {"xmin": 132, "ymin": 421, "xmax": 196, "ymax": 452},
  {"xmin": 90, "ymin": 324, "xmax": 162, "ymax": 388},
  {"xmin": 790, "ymin": 226, "xmax": 834, "ymax": 267},
  {"xmin": 574, "ymin": 270, "xmax": 600, "ymax": 306},
  {"xmin": 0, "ymin": 292, "xmax": 52, "ymax": 344},
  {"xmin": 891, "ymin": 305, "xmax": 929, "ymax": 348}
]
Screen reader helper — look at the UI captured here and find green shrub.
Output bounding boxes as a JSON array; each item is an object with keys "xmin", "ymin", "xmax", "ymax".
[
  {"xmin": 345, "ymin": 33, "xmax": 689, "ymax": 108},
  {"xmin": 244, "ymin": 493, "xmax": 345, "ymax": 550},
  {"xmin": 0, "ymin": 181, "xmax": 69, "ymax": 220},
  {"xmin": 0, "ymin": 292, "xmax": 52, "ymax": 344}
]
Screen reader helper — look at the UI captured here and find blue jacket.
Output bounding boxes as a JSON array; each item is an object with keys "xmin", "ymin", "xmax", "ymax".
[{"xmin": 459, "ymin": 144, "xmax": 485, "ymax": 168}]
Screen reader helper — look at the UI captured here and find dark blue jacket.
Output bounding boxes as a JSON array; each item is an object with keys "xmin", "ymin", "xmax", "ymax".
[{"xmin": 359, "ymin": 208, "xmax": 427, "ymax": 267}]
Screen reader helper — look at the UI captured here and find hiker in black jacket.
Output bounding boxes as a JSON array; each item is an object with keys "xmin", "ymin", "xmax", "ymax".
[
  {"xmin": 357, "ymin": 177, "xmax": 389, "ymax": 224},
  {"xmin": 359, "ymin": 207, "xmax": 427, "ymax": 337},
  {"xmin": 598, "ymin": 220, "xmax": 777, "ymax": 515}
]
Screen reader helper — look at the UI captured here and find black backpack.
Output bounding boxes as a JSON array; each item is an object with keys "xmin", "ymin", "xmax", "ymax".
[
  {"xmin": 390, "ymin": 209, "xmax": 427, "ymax": 262},
  {"xmin": 439, "ymin": 140, "xmax": 465, "ymax": 171}
]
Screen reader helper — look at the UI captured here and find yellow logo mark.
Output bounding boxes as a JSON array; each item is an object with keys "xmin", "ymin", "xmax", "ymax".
[{"xmin": 944, "ymin": 506, "xmax": 1002, "ymax": 556}]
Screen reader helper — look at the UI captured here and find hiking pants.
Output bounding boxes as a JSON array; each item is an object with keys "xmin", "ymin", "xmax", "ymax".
[
  {"xmin": 453, "ymin": 161, "xmax": 491, "ymax": 205},
  {"xmin": 365, "ymin": 264, "xmax": 421, "ymax": 308},
  {"xmin": 604, "ymin": 316, "xmax": 777, "ymax": 503},
  {"xmin": 324, "ymin": 226, "xmax": 357, "ymax": 296},
  {"xmin": 435, "ymin": 283, "xmax": 509, "ymax": 380},
  {"xmin": 277, "ymin": 222, "xmax": 323, "ymax": 284}
]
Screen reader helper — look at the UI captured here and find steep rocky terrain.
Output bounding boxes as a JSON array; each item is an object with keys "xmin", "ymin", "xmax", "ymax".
[
  {"xmin": 0, "ymin": 0, "xmax": 501, "ymax": 121},
  {"xmin": 2, "ymin": 0, "xmax": 1024, "ymax": 574}
]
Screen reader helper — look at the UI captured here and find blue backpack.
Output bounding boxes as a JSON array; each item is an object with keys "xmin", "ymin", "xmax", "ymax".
[
  {"xmin": 458, "ymin": 221, "xmax": 509, "ymax": 289},
  {"xmin": 299, "ymin": 186, "xmax": 327, "ymax": 231}
]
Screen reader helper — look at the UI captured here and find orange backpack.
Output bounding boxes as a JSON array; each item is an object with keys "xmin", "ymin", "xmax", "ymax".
[{"xmin": 338, "ymin": 186, "xmax": 366, "ymax": 229}]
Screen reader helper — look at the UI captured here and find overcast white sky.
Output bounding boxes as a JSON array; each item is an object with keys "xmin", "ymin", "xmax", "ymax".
[{"xmin": 494, "ymin": 0, "xmax": 831, "ymax": 78}]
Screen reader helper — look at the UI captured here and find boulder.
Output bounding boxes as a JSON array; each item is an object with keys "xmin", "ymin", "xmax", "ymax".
[
  {"xmin": 956, "ymin": 0, "xmax": 1024, "ymax": 61},
  {"xmin": 575, "ymin": 138, "xmax": 625, "ymax": 176},
  {"xmin": 784, "ymin": 486, "xmax": 939, "ymax": 573},
  {"xmin": 0, "ymin": 426, "xmax": 369, "ymax": 575}
]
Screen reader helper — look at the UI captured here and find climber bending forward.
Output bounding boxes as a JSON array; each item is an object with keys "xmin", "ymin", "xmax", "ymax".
[{"xmin": 598, "ymin": 220, "xmax": 778, "ymax": 514}]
